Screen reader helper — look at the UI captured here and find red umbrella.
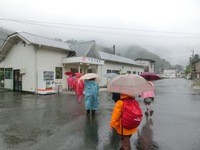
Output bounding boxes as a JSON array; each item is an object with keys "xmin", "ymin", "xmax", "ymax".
[
  {"xmin": 140, "ymin": 72, "xmax": 161, "ymax": 81},
  {"xmin": 65, "ymin": 71, "xmax": 75, "ymax": 76}
]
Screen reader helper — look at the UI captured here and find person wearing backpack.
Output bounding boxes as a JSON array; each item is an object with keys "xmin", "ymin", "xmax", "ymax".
[
  {"xmin": 110, "ymin": 93, "xmax": 143, "ymax": 150},
  {"xmin": 141, "ymin": 78, "xmax": 155, "ymax": 116}
]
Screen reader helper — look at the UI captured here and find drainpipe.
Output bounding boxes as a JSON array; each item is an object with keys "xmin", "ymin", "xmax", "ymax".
[{"xmin": 35, "ymin": 46, "xmax": 39, "ymax": 94}]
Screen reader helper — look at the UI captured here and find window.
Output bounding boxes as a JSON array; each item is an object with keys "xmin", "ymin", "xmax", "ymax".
[
  {"xmin": 87, "ymin": 69, "xmax": 92, "ymax": 73},
  {"xmin": 112, "ymin": 70, "xmax": 120, "ymax": 74},
  {"xmin": 5, "ymin": 68, "xmax": 12, "ymax": 79},
  {"xmin": 107, "ymin": 70, "xmax": 111, "ymax": 73},
  {"xmin": 55, "ymin": 67, "xmax": 62, "ymax": 79},
  {"xmin": 133, "ymin": 71, "xmax": 136, "ymax": 74},
  {"xmin": 127, "ymin": 71, "xmax": 131, "ymax": 74},
  {"xmin": 71, "ymin": 68, "xmax": 78, "ymax": 73}
]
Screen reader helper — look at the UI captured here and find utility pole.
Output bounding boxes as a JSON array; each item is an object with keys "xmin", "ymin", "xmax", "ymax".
[
  {"xmin": 113, "ymin": 45, "xmax": 115, "ymax": 54},
  {"xmin": 190, "ymin": 50, "xmax": 195, "ymax": 79},
  {"xmin": 191, "ymin": 50, "xmax": 194, "ymax": 58}
]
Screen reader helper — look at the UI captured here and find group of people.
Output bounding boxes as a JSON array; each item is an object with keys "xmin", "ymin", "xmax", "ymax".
[{"xmin": 67, "ymin": 73, "xmax": 155, "ymax": 150}]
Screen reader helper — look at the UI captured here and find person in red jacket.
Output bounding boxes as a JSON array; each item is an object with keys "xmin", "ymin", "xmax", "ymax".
[
  {"xmin": 67, "ymin": 74, "xmax": 74, "ymax": 91},
  {"xmin": 73, "ymin": 73, "xmax": 84, "ymax": 103}
]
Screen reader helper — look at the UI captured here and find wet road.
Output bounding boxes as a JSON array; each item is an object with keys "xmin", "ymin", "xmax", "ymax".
[{"xmin": 0, "ymin": 78, "xmax": 200, "ymax": 150}]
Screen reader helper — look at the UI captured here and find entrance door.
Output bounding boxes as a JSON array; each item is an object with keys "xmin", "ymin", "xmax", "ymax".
[
  {"xmin": 0, "ymin": 68, "xmax": 4, "ymax": 88},
  {"xmin": 13, "ymin": 70, "xmax": 22, "ymax": 91}
]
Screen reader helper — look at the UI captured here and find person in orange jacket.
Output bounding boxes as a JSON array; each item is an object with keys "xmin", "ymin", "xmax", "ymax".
[{"xmin": 110, "ymin": 93, "xmax": 138, "ymax": 150}]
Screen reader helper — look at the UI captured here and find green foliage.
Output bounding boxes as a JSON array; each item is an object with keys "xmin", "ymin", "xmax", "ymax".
[{"xmin": 185, "ymin": 64, "xmax": 191, "ymax": 74}]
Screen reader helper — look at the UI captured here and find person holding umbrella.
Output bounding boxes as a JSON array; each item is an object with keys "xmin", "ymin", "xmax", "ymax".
[
  {"xmin": 107, "ymin": 74, "xmax": 154, "ymax": 150},
  {"xmin": 84, "ymin": 78, "xmax": 99, "ymax": 117},
  {"xmin": 141, "ymin": 76, "xmax": 155, "ymax": 116},
  {"xmin": 79, "ymin": 73, "xmax": 100, "ymax": 117},
  {"xmin": 110, "ymin": 93, "xmax": 138, "ymax": 150}
]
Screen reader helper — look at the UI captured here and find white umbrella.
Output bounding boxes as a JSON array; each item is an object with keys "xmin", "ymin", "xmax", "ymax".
[
  {"xmin": 79, "ymin": 73, "xmax": 99, "ymax": 80},
  {"xmin": 107, "ymin": 74, "xmax": 154, "ymax": 96}
]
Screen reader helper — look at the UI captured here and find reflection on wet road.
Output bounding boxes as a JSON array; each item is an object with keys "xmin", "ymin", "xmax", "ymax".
[{"xmin": 135, "ymin": 117, "xmax": 159, "ymax": 150}]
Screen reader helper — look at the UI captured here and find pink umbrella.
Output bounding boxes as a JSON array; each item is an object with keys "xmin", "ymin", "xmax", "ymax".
[{"xmin": 107, "ymin": 74, "xmax": 154, "ymax": 97}]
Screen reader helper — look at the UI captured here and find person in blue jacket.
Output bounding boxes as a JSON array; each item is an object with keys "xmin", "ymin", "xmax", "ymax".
[{"xmin": 84, "ymin": 78, "xmax": 99, "ymax": 117}]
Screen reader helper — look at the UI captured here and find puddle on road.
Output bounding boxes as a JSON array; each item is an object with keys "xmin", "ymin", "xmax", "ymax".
[{"xmin": 3, "ymin": 124, "xmax": 53, "ymax": 147}]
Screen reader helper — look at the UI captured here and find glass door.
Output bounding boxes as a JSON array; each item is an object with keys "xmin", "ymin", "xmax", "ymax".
[{"xmin": 13, "ymin": 70, "xmax": 22, "ymax": 91}]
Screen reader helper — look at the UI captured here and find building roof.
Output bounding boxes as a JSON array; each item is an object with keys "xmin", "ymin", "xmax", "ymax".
[
  {"xmin": 192, "ymin": 59, "xmax": 200, "ymax": 64},
  {"xmin": 99, "ymin": 51, "xmax": 144, "ymax": 67},
  {"xmin": 135, "ymin": 58, "xmax": 155, "ymax": 62},
  {"xmin": 0, "ymin": 32, "xmax": 73, "ymax": 62},
  {"xmin": 0, "ymin": 32, "xmax": 145, "ymax": 68},
  {"xmin": 69, "ymin": 40, "xmax": 100, "ymax": 58},
  {"xmin": 16, "ymin": 32, "xmax": 72, "ymax": 50}
]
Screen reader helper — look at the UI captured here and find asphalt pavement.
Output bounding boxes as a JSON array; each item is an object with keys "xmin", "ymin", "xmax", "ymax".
[{"xmin": 0, "ymin": 78, "xmax": 200, "ymax": 150}]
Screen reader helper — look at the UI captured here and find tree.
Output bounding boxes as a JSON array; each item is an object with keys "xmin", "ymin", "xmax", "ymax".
[{"xmin": 185, "ymin": 64, "xmax": 191, "ymax": 74}]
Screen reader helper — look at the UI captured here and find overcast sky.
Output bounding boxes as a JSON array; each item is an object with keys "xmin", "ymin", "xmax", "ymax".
[{"xmin": 1, "ymin": 0, "xmax": 200, "ymax": 67}]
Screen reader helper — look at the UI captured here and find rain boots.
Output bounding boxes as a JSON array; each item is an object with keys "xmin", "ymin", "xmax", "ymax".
[
  {"xmin": 86, "ymin": 109, "xmax": 96, "ymax": 117},
  {"xmin": 86, "ymin": 110, "xmax": 90, "ymax": 115},
  {"xmin": 92, "ymin": 110, "xmax": 96, "ymax": 117}
]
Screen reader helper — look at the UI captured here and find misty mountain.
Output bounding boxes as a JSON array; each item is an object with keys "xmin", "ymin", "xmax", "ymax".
[
  {"xmin": 125, "ymin": 45, "xmax": 174, "ymax": 73},
  {"xmin": 0, "ymin": 28, "xmax": 12, "ymax": 47},
  {"xmin": 98, "ymin": 44, "xmax": 174, "ymax": 73}
]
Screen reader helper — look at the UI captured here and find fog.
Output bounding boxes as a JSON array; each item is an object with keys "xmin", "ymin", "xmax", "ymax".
[{"xmin": 1, "ymin": 0, "xmax": 200, "ymax": 67}]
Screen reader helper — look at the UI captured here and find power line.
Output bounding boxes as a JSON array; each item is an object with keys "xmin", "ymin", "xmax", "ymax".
[
  {"xmin": 0, "ymin": 9, "xmax": 73, "ymax": 39},
  {"xmin": 0, "ymin": 18, "xmax": 200, "ymax": 36}
]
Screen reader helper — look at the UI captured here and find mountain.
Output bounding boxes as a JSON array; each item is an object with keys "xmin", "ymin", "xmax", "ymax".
[
  {"xmin": 0, "ymin": 27, "xmax": 12, "ymax": 47},
  {"xmin": 97, "ymin": 44, "xmax": 174, "ymax": 73}
]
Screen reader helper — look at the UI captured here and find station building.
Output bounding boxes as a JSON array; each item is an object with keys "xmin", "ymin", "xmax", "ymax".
[{"xmin": 0, "ymin": 32, "xmax": 145, "ymax": 94}]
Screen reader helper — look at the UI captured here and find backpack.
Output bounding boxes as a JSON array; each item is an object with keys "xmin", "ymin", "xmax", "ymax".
[{"xmin": 121, "ymin": 99, "xmax": 143, "ymax": 129}]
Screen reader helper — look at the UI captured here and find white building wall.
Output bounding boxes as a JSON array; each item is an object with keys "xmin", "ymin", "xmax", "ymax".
[
  {"xmin": 2, "ymin": 41, "xmax": 36, "ymax": 92},
  {"xmin": 36, "ymin": 48, "xmax": 69, "ymax": 91},
  {"xmin": 98, "ymin": 61, "xmax": 144, "ymax": 87},
  {"xmin": 135, "ymin": 60, "xmax": 155, "ymax": 72},
  {"xmin": 163, "ymin": 69, "xmax": 176, "ymax": 78}
]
